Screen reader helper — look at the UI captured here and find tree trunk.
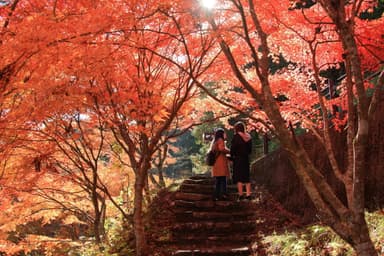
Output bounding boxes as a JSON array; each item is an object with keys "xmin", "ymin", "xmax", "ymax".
[
  {"xmin": 99, "ymin": 199, "xmax": 106, "ymax": 240},
  {"xmin": 93, "ymin": 214, "xmax": 101, "ymax": 244},
  {"xmin": 329, "ymin": 5, "xmax": 375, "ymax": 254},
  {"xmin": 158, "ymin": 168, "xmax": 166, "ymax": 188},
  {"xmin": 287, "ymin": 143, "xmax": 376, "ymax": 255},
  {"xmin": 260, "ymin": 42, "xmax": 377, "ymax": 255},
  {"xmin": 133, "ymin": 169, "xmax": 148, "ymax": 256},
  {"xmin": 91, "ymin": 183, "xmax": 102, "ymax": 244},
  {"xmin": 350, "ymin": 219, "xmax": 377, "ymax": 256}
]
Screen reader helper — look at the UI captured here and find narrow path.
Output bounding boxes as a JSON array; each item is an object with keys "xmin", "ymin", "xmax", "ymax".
[{"xmin": 148, "ymin": 175, "xmax": 301, "ymax": 256}]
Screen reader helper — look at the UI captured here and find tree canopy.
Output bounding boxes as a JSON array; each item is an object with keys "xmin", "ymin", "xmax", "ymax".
[{"xmin": 0, "ymin": 0, "xmax": 383, "ymax": 255}]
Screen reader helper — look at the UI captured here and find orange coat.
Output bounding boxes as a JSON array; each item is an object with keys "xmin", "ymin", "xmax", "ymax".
[{"xmin": 211, "ymin": 138, "xmax": 230, "ymax": 177}]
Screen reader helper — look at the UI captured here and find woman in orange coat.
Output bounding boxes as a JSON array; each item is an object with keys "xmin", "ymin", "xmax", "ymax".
[{"xmin": 210, "ymin": 128, "xmax": 230, "ymax": 201}]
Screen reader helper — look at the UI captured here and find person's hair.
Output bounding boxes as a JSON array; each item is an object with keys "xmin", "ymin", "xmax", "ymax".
[
  {"xmin": 214, "ymin": 128, "xmax": 225, "ymax": 141},
  {"xmin": 234, "ymin": 122, "xmax": 245, "ymax": 133}
]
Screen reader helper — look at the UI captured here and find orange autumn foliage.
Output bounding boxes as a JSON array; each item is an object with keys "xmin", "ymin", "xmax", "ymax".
[{"xmin": 0, "ymin": 0, "xmax": 382, "ymax": 254}]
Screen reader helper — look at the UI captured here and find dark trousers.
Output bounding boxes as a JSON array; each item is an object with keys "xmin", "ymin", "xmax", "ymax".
[{"xmin": 214, "ymin": 176, "xmax": 227, "ymax": 198}]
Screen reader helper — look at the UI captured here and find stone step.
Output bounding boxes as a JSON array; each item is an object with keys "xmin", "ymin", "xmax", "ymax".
[
  {"xmin": 173, "ymin": 198, "xmax": 261, "ymax": 210},
  {"xmin": 180, "ymin": 182, "xmax": 239, "ymax": 188},
  {"xmin": 171, "ymin": 228, "xmax": 262, "ymax": 241},
  {"xmin": 188, "ymin": 175, "xmax": 211, "ymax": 180},
  {"xmin": 173, "ymin": 209, "xmax": 257, "ymax": 221},
  {"xmin": 170, "ymin": 232, "xmax": 258, "ymax": 243},
  {"xmin": 179, "ymin": 183, "xmax": 239, "ymax": 194},
  {"xmin": 180, "ymin": 181, "xmax": 257, "ymax": 189},
  {"xmin": 171, "ymin": 243, "xmax": 252, "ymax": 256},
  {"xmin": 148, "ymin": 174, "xmax": 303, "ymax": 256},
  {"xmin": 172, "ymin": 205, "xmax": 256, "ymax": 217},
  {"xmin": 171, "ymin": 219, "xmax": 261, "ymax": 233},
  {"xmin": 174, "ymin": 192, "xmax": 213, "ymax": 201},
  {"xmin": 182, "ymin": 178, "xmax": 215, "ymax": 185},
  {"xmin": 174, "ymin": 250, "xmax": 250, "ymax": 256},
  {"xmin": 175, "ymin": 191, "xmax": 262, "ymax": 201}
]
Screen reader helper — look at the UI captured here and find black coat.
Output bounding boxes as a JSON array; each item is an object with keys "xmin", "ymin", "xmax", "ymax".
[{"xmin": 230, "ymin": 133, "xmax": 252, "ymax": 183}]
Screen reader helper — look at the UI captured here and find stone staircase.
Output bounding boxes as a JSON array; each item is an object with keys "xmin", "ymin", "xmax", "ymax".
[{"xmin": 148, "ymin": 175, "xmax": 301, "ymax": 256}]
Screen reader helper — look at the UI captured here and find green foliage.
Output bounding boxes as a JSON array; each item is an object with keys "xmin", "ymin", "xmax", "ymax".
[
  {"xmin": 191, "ymin": 111, "xmax": 224, "ymax": 146},
  {"xmin": 190, "ymin": 112, "xmax": 225, "ymax": 174},
  {"xmin": 243, "ymin": 52, "xmax": 295, "ymax": 75},
  {"xmin": 262, "ymin": 211, "xmax": 384, "ymax": 255},
  {"xmin": 288, "ymin": 0, "xmax": 316, "ymax": 10},
  {"xmin": 162, "ymin": 129, "xmax": 200, "ymax": 178},
  {"xmin": 65, "ymin": 213, "xmax": 135, "ymax": 256},
  {"xmin": 263, "ymin": 224, "xmax": 353, "ymax": 255},
  {"xmin": 110, "ymin": 142, "xmax": 123, "ymax": 155},
  {"xmin": 319, "ymin": 63, "xmax": 346, "ymax": 80},
  {"xmin": 93, "ymin": 217, "xmax": 135, "ymax": 256},
  {"xmin": 191, "ymin": 146, "xmax": 211, "ymax": 175},
  {"xmin": 199, "ymin": 81, "xmax": 220, "ymax": 97},
  {"xmin": 263, "ymin": 231, "xmax": 308, "ymax": 256},
  {"xmin": 366, "ymin": 211, "xmax": 384, "ymax": 251},
  {"xmin": 263, "ymin": 136, "xmax": 281, "ymax": 156},
  {"xmin": 268, "ymin": 53, "xmax": 296, "ymax": 75},
  {"xmin": 359, "ymin": 0, "xmax": 384, "ymax": 20},
  {"xmin": 68, "ymin": 243, "xmax": 114, "ymax": 256}
]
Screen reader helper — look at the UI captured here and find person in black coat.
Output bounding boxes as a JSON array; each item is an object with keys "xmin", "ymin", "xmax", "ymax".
[{"xmin": 230, "ymin": 122, "xmax": 252, "ymax": 200}]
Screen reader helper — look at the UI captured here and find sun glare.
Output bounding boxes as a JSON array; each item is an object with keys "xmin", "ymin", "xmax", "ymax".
[{"xmin": 200, "ymin": 0, "xmax": 217, "ymax": 9}]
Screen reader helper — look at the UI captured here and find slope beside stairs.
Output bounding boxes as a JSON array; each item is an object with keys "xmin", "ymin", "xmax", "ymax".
[{"xmin": 149, "ymin": 175, "xmax": 301, "ymax": 256}]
